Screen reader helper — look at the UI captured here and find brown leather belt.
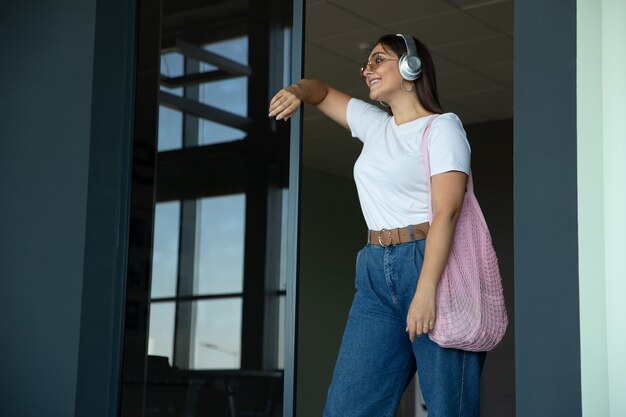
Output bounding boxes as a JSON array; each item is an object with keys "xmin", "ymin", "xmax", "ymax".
[{"xmin": 368, "ymin": 222, "xmax": 430, "ymax": 247}]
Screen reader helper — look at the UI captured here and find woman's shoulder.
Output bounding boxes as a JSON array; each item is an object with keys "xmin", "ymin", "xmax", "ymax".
[
  {"xmin": 428, "ymin": 112, "xmax": 470, "ymax": 149},
  {"xmin": 348, "ymin": 97, "xmax": 389, "ymax": 117},
  {"xmin": 432, "ymin": 112, "xmax": 464, "ymax": 128},
  {"xmin": 346, "ymin": 98, "xmax": 390, "ymax": 142},
  {"xmin": 430, "ymin": 112, "xmax": 467, "ymax": 137}
]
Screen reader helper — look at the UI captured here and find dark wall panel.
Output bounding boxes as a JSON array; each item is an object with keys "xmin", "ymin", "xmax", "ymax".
[
  {"xmin": 0, "ymin": 1, "xmax": 97, "ymax": 416},
  {"xmin": 296, "ymin": 167, "xmax": 366, "ymax": 417},
  {"xmin": 0, "ymin": 1, "xmax": 136, "ymax": 416},
  {"xmin": 465, "ymin": 119, "xmax": 515, "ymax": 417},
  {"xmin": 514, "ymin": 1, "xmax": 581, "ymax": 416}
]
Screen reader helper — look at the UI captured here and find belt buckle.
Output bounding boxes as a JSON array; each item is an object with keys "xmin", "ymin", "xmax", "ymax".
[{"xmin": 378, "ymin": 228, "xmax": 393, "ymax": 247}]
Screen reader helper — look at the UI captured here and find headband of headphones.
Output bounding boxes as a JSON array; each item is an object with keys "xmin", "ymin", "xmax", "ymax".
[
  {"xmin": 396, "ymin": 33, "xmax": 422, "ymax": 81},
  {"xmin": 397, "ymin": 34, "xmax": 418, "ymax": 59}
]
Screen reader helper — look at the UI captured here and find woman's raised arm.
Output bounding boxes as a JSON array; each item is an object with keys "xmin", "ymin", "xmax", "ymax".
[{"xmin": 268, "ymin": 79, "xmax": 352, "ymax": 129}]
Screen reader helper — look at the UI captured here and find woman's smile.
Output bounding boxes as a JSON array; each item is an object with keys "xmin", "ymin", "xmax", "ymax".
[{"xmin": 368, "ymin": 77, "xmax": 382, "ymax": 88}]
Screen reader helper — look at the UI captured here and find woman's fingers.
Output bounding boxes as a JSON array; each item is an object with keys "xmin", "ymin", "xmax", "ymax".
[
  {"xmin": 271, "ymin": 101, "xmax": 290, "ymax": 120},
  {"xmin": 276, "ymin": 101, "xmax": 299, "ymax": 120},
  {"xmin": 406, "ymin": 287, "xmax": 437, "ymax": 342},
  {"xmin": 268, "ymin": 89, "xmax": 301, "ymax": 120},
  {"xmin": 269, "ymin": 93, "xmax": 288, "ymax": 111},
  {"xmin": 270, "ymin": 99, "xmax": 300, "ymax": 120},
  {"xmin": 407, "ymin": 318, "xmax": 421, "ymax": 342},
  {"xmin": 407, "ymin": 316, "xmax": 436, "ymax": 342},
  {"xmin": 268, "ymin": 90, "xmax": 290, "ymax": 114}
]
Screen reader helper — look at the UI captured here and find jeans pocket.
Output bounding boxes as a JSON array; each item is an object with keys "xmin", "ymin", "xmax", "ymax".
[{"xmin": 413, "ymin": 240, "xmax": 426, "ymax": 278}]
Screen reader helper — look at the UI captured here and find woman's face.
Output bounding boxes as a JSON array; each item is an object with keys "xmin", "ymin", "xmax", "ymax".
[{"xmin": 361, "ymin": 43, "xmax": 402, "ymax": 102}]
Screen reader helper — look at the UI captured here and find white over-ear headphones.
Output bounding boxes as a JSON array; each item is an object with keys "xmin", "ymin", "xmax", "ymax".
[{"xmin": 396, "ymin": 34, "xmax": 422, "ymax": 81}]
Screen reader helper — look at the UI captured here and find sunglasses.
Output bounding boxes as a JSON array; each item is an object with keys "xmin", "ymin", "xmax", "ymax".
[{"xmin": 360, "ymin": 53, "xmax": 399, "ymax": 77}]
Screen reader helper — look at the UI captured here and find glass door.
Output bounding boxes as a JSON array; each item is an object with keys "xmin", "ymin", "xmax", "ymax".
[{"xmin": 119, "ymin": 0, "xmax": 303, "ymax": 415}]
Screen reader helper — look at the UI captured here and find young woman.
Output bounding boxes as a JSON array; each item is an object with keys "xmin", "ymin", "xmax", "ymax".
[{"xmin": 268, "ymin": 34, "xmax": 486, "ymax": 417}]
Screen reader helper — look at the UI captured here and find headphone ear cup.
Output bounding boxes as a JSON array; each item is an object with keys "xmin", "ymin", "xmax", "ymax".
[{"xmin": 398, "ymin": 53, "xmax": 422, "ymax": 81}]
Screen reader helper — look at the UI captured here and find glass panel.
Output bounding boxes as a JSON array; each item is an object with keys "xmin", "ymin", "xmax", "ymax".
[
  {"xmin": 147, "ymin": 302, "xmax": 176, "ymax": 365},
  {"xmin": 161, "ymin": 52, "xmax": 184, "ymax": 77},
  {"xmin": 199, "ymin": 77, "xmax": 248, "ymax": 145},
  {"xmin": 192, "ymin": 298, "xmax": 242, "ymax": 369},
  {"xmin": 200, "ymin": 120, "xmax": 246, "ymax": 146},
  {"xmin": 198, "ymin": 36, "xmax": 248, "ymax": 145},
  {"xmin": 278, "ymin": 295, "xmax": 285, "ymax": 370},
  {"xmin": 151, "ymin": 201, "xmax": 180, "ymax": 298},
  {"xmin": 161, "ymin": 86, "xmax": 183, "ymax": 96},
  {"xmin": 158, "ymin": 52, "xmax": 184, "ymax": 152},
  {"xmin": 197, "ymin": 194, "xmax": 246, "ymax": 294},
  {"xmin": 279, "ymin": 189, "xmax": 289, "ymax": 292},
  {"xmin": 160, "ymin": 52, "xmax": 184, "ymax": 96},
  {"xmin": 121, "ymin": 1, "xmax": 294, "ymax": 415},
  {"xmin": 200, "ymin": 77, "xmax": 247, "ymax": 117},
  {"xmin": 205, "ymin": 36, "xmax": 248, "ymax": 66},
  {"xmin": 157, "ymin": 106, "xmax": 183, "ymax": 152}
]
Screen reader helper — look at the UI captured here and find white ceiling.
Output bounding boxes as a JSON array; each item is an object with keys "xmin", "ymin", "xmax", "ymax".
[{"xmin": 302, "ymin": 0, "xmax": 513, "ymax": 177}]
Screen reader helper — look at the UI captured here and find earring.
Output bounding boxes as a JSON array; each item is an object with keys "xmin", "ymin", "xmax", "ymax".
[
  {"xmin": 379, "ymin": 101, "xmax": 390, "ymax": 107},
  {"xmin": 400, "ymin": 79, "xmax": 415, "ymax": 93}
]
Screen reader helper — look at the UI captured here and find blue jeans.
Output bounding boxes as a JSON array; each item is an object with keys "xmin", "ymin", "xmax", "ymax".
[{"xmin": 323, "ymin": 239, "xmax": 486, "ymax": 417}]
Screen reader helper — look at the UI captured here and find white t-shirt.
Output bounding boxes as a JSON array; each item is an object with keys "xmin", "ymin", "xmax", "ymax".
[{"xmin": 346, "ymin": 98, "xmax": 471, "ymax": 230}]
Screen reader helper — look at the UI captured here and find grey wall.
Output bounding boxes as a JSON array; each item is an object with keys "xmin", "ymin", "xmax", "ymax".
[
  {"xmin": 0, "ymin": 2, "xmax": 96, "ymax": 416},
  {"xmin": 514, "ymin": 0, "xmax": 581, "ymax": 416},
  {"xmin": 0, "ymin": 1, "xmax": 135, "ymax": 416},
  {"xmin": 297, "ymin": 117, "xmax": 515, "ymax": 416}
]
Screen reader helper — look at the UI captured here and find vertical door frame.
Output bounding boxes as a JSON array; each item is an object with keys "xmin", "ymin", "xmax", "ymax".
[{"xmin": 283, "ymin": 0, "xmax": 304, "ymax": 415}]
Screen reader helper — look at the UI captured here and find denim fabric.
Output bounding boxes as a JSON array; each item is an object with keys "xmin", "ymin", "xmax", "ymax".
[{"xmin": 323, "ymin": 239, "xmax": 486, "ymax": 417}]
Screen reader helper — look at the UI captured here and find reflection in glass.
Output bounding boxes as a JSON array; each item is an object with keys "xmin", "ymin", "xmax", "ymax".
[
  {"xmin": 157, "ymin": 106, "xmax": 183, "ymax": 152},
  {"xmin": 199, "ymin": 36, "xmax": 248, "ymax": 145},
  {"xmin": 158, "ymin": 52, "xmax": 184, "ymax": 152},
  {"xmin": 278, "ymin": 295, "xmax": 285, "ymax": 370},
  {"xmin": 279, "ymin": 189, "xmax": 289, "ymax": 292},
  {"xmin": 204, "ymin": 36, "xmax": 248, "ymax": 66},
  {"xmin": 197, "ymin": 195, "xmax": 246, "ymax": 295},
  {"xmin": 147, "ymin": 302, "xmax": 176, "ymax": 364},
  {"xmin": 193, "ymin": 299, "xmax": 243, "ymax": 369},
  {"xmin": 121, "ymin": 0, "xmax": 294, "ymax": 412},
  {"xmin": 159, "ymin": 52, "xmax": 184, "ymax": 97},
  {"xmin": 199, "ymin": 77, "xmax": 247, "ymax": 116},
  {"xmin": 160, "ymin": 52, "xmax": 184, "ymax": 77},
  {"xmin": 199, "ymin": 76, "xmax": 247, "ymax": 145},
  {"xmin": 200, "ymin": 119, "xmax": 247, "ymax": 146},
  {"xmin": 151, "ymin": 201, "xmax": 180, "ymax": 298},
  {"xmin": 277, "ymin": 189, "xmax": 289, "ymax": 370}
]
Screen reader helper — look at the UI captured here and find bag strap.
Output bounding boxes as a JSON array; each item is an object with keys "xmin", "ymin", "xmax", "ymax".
[{"xmin": 420, "ymin": 115, "xmax": 475, "ymax": 222}]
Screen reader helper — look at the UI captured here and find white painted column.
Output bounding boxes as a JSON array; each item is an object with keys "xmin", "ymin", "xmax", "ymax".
[
  {"xmin": 577, "ymin": 1, "xmax": 626, "ymax": 415},
  {"xmin": 602, "ymin": 1, "xmax": 626, "ymax": 416}
]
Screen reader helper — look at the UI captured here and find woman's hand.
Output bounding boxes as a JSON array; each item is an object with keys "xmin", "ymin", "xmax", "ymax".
[
  {"xmin": 268, "ymin": 80, "xmax": 350, "ymax": 128},
  {"xmin": 268, "ymin": 86, "xmax": 301, "ymax": 121},
  {"xmin": 406, "ymin": 283, "xmax": 437, "ymax": 342}
]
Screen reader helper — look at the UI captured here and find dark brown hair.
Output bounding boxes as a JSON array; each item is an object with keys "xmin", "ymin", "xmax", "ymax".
[{"xmin": 374, "ymin": 34, "xmax": 444, "ymax": 114}]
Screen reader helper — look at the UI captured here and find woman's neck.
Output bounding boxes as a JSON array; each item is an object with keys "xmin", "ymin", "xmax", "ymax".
[{"xmin": 388, "ymin": 94, "xmax": 433, "ymax": 125}]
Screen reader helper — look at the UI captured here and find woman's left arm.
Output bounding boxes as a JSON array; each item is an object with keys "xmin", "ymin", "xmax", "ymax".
[{"xmin": 406, "ymin": 170, "xmax": 467, "ymax": 342}]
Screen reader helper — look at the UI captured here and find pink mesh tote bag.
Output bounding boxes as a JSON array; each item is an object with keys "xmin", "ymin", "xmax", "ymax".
[{"xmin": 420, "ymin": 115, "xmax": 508, "ymax": 352}]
